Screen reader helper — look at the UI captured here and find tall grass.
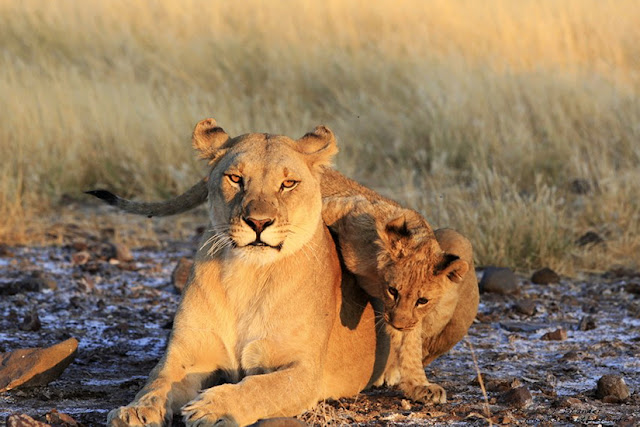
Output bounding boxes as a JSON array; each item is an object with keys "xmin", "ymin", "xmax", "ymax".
[{"xmin": 1, "ymin": 0, "xmax": 638, "ymax": 272}]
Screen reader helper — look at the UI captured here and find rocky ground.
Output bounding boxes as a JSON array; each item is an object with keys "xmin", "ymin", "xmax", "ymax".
[{"xmin": 1, "ymin": 206, "xmax": 639, "ymax": 426}]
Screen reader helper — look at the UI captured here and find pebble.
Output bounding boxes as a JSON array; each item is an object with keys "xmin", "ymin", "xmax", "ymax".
[
  {"xmin": 625, "ymin": 282, "xmax": 640, "ymax": 295},
  {"xmin": 514, "ymin": 300, "xmax": 537, "ymax": 316},
  {"xmin": 531, "ymin": 267, "xmax": 560, "ymax": 285},
  {"xmin": 45, "ymin": 409, "xmax": 80, "ymax": 426},
  {"xmin": 541, "ymin": 328, "xmax": 567, "ymax": 341},
  {"xmin": 20, "ymin": 307, "xmax": 41, "ymax": 332},
  {"xmin": 479, "ymin": 267, "xmax": 519, "ymax": 295},
  {"xmin": 0, "ymin": 338, "xmax": 78, "ymax": 392},
  {"xmin": 578, "ymin": 316, "xmax": 597, "ymax": 331},
  {"xmin": 172, "ymin": 257, "xmax": 194, "ymax": 293},
  {"xmin": 71, "ymin": 251, "xmax": 91, "ymax": 265},
  {"xmin": 500, "ymin": 386, "xmax": 533, "ymax": 408},
  {"xmin": 596, "ymin": 374, "xmax": 630, "ymax": 402},
  {"xmin": 6, "ymin": 414, "xmax": 50, "ymax": 427}
]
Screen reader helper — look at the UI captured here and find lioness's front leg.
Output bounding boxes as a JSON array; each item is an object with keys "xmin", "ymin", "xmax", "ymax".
[
  {"xmin": 396, "ymin": 328, "xmax": 447, "ymax": 404},
  {"xmin": 182, "ymin": 361, "xmax": 320, "ymax": 426},
  {"xmin": 108, "ymin": 327, "xmax": 228, "ymax": 426}
]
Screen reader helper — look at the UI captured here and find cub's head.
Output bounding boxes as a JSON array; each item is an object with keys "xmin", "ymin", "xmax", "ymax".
[
  {"xmin": 192, "ymin": 118, "xmax": 338, "ymax": 263},
  {"xmin": 376, "ymin": 211, "xmax": 470, "ymax": 332}
]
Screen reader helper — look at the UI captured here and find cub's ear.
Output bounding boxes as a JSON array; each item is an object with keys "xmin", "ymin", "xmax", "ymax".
[
  {"xmin": 377, "ymin": 214, "xmax": 413, "ymax": 260},
  {"xmin": 436, "ymin": 253, "xmax": 469, "ymax": 284},
  {"xmin": 192, "ymin": 118, "xmax": 230, "ymax": 163},
  {"xmin": 295, "ymin": 125, "xmax": 339, "ymax": 172}
]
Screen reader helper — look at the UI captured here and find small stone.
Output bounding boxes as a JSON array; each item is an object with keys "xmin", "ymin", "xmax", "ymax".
[
  {"xmin": 578, "ymin": 316, "xmax": 597, "ymax": 331},
  {"xmin": 0, "ymin": 337, "xmax": 79, "ymax": 392},
  {"xmin": 596, "ymin": 374, "xmax": 630, "ymax": 401},
  {"xmin": 113, "ymin": 243, "xmax": 133, "ymax": 262},
  {"xmin": 541, "ymin": 328, "xmax": 567, "ymax": 341},
  {"xmin": 6, "ymin": 414, "xmax": 50, "ymax": 427},
  {"xmin": 479, "ymin": 267, "xmax": 519, "ymax": 295},
  {"xmin": 20, "ymin": 307, "xmax": 41, "ymax": 332},
  {"xmin": 172, "ymin": 257, "xmax": 194, "ymax": 293},
  {"xmin": 500, "ymin": 386, "xmax": 532, "ymax": 408},
  {"xmin": 625, "ymin": 282, "xmax": 640, "ymax": 295},
  {"xmin": 513, "ymin": 300, "xmax": 536, "ymax": 316},
  {"xmin": 72, "ymin": 251, "xmax": 91, "ymax": 265},
  {"xmin": 576, "ymin": 231, "xmax": 604, "ymax": 247},
  {"xmin": 45, "ymin": 409, "xmax": 80, "ymax": 426},
  {"xmin": 555, "ymin": 397, "xmax": 582, "ymax": 408},
  {"xmin": 531, "ymin": 267, "xmax": 560, "ymax": 285}
]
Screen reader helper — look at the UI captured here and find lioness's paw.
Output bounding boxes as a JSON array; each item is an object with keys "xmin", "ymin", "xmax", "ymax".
[
  {"xmin": 406, "ymin": 383, "xmax": 447, "ymax": 404},
  {"xmin": 182, "ymin": 396, "xmax": 237, "ymax": 427},
  {"xmin": 107, "ymin": 404, "xmax": 166, "ymax": 427}
]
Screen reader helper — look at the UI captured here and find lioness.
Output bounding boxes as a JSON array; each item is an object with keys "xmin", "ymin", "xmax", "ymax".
[
  {"xmin": 89, "ymin": 126, "xmax": 479, "ymax": 405},
  {"xmin": 106, "ymin": 119, "xmax": 387, "ymax": 426}
]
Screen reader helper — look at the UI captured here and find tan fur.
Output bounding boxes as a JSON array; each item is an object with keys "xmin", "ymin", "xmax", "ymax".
[
  {"xmin": 323, "ymin": 196, "xmax": 476, "ymax": 403},
  {"xmin": 90, "ymin": 125, "xmax": 479, "ymax": 407},
  {"xmin": 106, "ymin": 120, "xmax": 386, "ymax": 427}
]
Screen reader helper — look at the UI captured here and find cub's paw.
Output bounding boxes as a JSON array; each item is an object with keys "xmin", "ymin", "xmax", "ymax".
[
  {"xmin": 107, "ymin": 402, "xmax": 166, "ymax": 427},
  {"xmin": 406, "ymin": 383, "xmax": 447, "ymax": 404},
  {"xmin": 182, "ymin": 395, "xmax": 237, "ymax": 427}
]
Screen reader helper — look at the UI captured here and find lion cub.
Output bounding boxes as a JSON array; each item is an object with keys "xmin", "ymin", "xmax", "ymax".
[{"xmin": 323, "ymin": 196, "xmax": 474, "ymax": 403}]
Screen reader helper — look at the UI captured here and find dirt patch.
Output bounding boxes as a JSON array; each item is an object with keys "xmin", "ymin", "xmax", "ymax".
[{"xmin": 1, "ymin": 212, "xmax": 639, "ymax": 426}]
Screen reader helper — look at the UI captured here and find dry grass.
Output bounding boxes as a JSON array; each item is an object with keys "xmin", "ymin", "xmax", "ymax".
[{"xmin": 1, "ymin": 0, "xmax": 638, "ymax": 272}]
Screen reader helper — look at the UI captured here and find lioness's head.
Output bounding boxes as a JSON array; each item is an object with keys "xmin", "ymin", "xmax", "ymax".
[
  {"xmin": 192, "ymin": 118, "xmax": 338, "ymax": 263},
  {"xmin": 376, "ymin": 211, "xmax": 469, "ymax": 331}
]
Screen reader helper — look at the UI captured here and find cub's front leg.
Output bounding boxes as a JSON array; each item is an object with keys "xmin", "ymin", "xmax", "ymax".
[{"xmin": 395, "ymin": 328, "xmax": 447, "ymax": 404}]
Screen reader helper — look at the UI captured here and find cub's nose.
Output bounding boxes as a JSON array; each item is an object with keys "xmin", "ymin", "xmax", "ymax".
[{"xmin": 243, "ymin": 217, "xmax": 274, "ymax": 234}]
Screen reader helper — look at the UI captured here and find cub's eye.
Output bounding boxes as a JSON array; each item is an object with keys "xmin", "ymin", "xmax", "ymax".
[
  {"xmin": 387, "ymin": 286, "xmax": 399, "ymax": 300},
  {"xmin": 226, "ymin": 174, "xmax": 243, "ymax": 186},
  {"xmin": 416, "ymin": 297, "xmax": 429, "ymax": 306},
  {"xmin": 281, "ymin": 179, "xmax": 299, "ymax": 190}
]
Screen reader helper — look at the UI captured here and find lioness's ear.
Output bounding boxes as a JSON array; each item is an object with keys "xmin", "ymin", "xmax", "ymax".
[
  {"xmin": 436, "ymin": 253, "xmax": 469, "ymax": 284},
  {"xmin": 377, "ymin": 214, "xmax": 413, "ymax": 259},
  {"xmin": 295, "ymin": 125, "xmax": 339, "ymax": 172},
  {"xmin": 192, "ymin": 118, "xmax": 230, "ymax": 163}
]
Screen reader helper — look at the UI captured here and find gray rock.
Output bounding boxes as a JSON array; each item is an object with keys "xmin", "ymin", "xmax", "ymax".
[
  {"xmin": 596, "ymin": 374, "xmax": 630, "ymax": 402},
  {"xmin": 0, "ymin": 338, "xmax": 78, "ymax": 392},
  {"xmin": 480, "ymin": 267, "xmax": 519, "ymax": 295},
  {"xmin": 531, "ymin": 267, "xmax": 560, "ymax": 285},
  {"xmin": 500, "ymin": 386, "xmax": 532, "ymax": 408},
  {"xmin": 541, "ymin": 328, "xmax": 567, "ymax": 341},
  {"xmin": 19, "ymin": 307, "xmax": 41, "ymax": 332},
  {"xmin": 578, "ymin": 316, "xmax": 597, "ymax": 331},
  {"xmin": 514, "ymin": 300, "xmax": 537, "ymax": 316}
]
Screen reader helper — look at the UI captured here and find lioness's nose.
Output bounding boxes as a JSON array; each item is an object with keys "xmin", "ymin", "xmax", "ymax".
[{"xmin": 243, "ymin": 217, "xmax": 274, "ymax": 234}]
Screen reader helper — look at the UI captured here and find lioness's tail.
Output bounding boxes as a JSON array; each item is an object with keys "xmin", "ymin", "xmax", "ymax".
[{"xmin": 85, "ymin": 178, "xmax": 208, "ymax": 218}]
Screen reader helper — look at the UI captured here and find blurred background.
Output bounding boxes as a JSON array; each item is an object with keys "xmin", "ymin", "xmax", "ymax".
[{"xmin": 1, "ymin": 0, "xmax": 638, "ymax": 272}]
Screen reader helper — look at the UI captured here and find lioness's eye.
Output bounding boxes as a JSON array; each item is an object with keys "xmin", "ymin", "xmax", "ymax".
[
  {"xmin": 281, "ymin": 179, "xmax": 299, "ymax": 190},
  {"xmin": 416, "ymin": 297, "xmax": 429, "ymax": 306},
  {"xmin": 388, "ymin": 286, "xmax": 399, "ymax": 300},
  {"xmin": 226, "ymin": 174, "xmax": 243, "ymax": 185}
]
